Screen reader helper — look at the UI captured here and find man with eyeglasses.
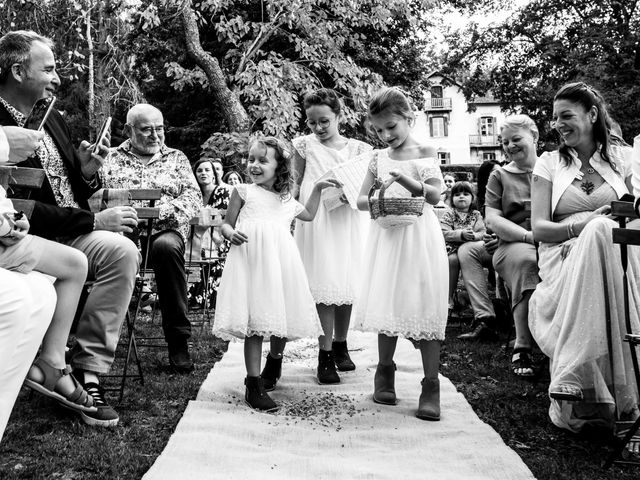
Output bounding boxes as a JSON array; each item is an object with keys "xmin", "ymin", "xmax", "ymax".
[
  {"xmin": 101, "ymin": 103, "xmax": 202, "ymax": 374},
  {"xmin": 0, "ymin": 30, "xmax": 140, "ymax": 428}
]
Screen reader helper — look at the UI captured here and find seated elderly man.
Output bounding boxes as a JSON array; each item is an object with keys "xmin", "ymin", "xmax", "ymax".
[
  {"xmin": 101, "ymin": 104, "xmax": 202, "ymax": 373},
  {"xmin": 0, "ymin": 30, "xmax": 140, "ymax": 428}
]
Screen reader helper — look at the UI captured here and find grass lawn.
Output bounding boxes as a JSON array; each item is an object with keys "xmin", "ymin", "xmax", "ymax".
[{"xmin": 0, "ymin": 312, "xmax": 638, "ymax": 479}]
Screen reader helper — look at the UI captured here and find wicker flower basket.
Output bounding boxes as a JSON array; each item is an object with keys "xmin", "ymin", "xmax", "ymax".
[{"xmin": 367, "ymin": 179, "xmax": 424, "ymax": 226}]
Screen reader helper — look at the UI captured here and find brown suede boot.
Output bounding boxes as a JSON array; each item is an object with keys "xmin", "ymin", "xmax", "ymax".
[
  {"xmin": 373, "ymin": 362, "xmax": 397, "ymax": 405},
  {"xmin": 416, "ymin": 377, "xmax": 440, "ymax": 421}
]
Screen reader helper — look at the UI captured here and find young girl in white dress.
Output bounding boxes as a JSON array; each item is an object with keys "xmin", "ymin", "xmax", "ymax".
[
  {"xmin": 213, "ymin": 137, "xmax": 340, "ymax": 412},
  {"xmin": 355, "ymin": 87, "xmax": 448, "ymax": 420},
  {"xmin": 290, "ymin": 88, "xmax": 372, "ymax": 385}
]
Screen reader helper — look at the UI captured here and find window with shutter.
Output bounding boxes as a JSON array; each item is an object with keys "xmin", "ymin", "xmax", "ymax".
[{"xmin": 432, "ymin": 117, "xmax": 445, "ymax": 137}]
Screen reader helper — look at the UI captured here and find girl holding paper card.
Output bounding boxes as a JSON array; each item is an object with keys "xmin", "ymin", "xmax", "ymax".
[{"xmin": 291, "ymin": 88, "xmax": 372, "ymax": 385}]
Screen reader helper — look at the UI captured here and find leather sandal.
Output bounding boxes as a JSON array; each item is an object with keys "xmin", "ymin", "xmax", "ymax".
[
  {"xmin": 24, "ymin": 358, "xmax": 97, "ymax": 413},
  {"xmin": 549, "ymin": 384, "xmax": 583, "ymax": 402},
  {"xmin": 511, "ymin": 347, "xmax": 535, "ymax": 378}
]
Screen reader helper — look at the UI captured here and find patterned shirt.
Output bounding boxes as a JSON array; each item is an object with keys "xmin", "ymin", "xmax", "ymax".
[
  {"xmin": 440, "ymin": 208, "xmax": 486, "ymax": 255},
  {"xmin": 0, "ymin": 96, "xmax": 80, "ymax": 209},
  {"xmin": 101, "ymin": 139, "xmax": 202, "ymax": 243}
]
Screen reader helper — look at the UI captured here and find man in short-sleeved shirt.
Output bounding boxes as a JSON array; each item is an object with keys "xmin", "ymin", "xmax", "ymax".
[{"xmin": 102, "ymin": 104, "xmax": 202, "ymax": 373}]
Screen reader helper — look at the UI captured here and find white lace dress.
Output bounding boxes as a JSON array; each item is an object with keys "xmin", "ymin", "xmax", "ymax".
[
  {"xmin": 213, "ymin": 184, "xmax": 322, "ymax": 341},
  {"xmin": 293, "ymin": 134, "xmax": 372, "ymax": 305},
  {"xmin": 354, "ymin": 150, "xmax": 449, "ymax": 340}
]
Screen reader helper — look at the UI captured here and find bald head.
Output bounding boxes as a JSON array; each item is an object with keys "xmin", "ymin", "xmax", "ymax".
[
  {"xmin": 126, "ymin": 104, "xmax": 162, "ymax": 125},
  {"xmin": 125, "ymin": 103, "xmax": 165, "ymax": 157}
]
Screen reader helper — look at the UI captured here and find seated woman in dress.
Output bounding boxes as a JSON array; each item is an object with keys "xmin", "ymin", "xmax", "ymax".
[
  {"xmin": 484, "ymin": 115, "xmax": 540, "ymax": 376},
  {"xmin": 530, "ymin": 82, "xmax": 640, "ymax": 433},
  {"xmin": 187, "ymin": 157, "xmax": 230, "ymax": 309}
]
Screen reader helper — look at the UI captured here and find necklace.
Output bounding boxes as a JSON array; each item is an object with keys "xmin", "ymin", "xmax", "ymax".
[
  {"xmin": 575, "ymin": 165, "xmax": 596, "ymax": 194},
  {"xmin": 580, "ymin": 180, "xmax": 595, "ymax": 195}
]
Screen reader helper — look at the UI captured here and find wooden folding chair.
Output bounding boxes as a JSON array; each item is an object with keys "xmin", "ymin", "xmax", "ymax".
[
  {"xmin": 603, "ymin": 199, "xmax": 640, "ymax": 468},
  {"xmin": 0, "ymin": 165, "xmax": 45, "ymax": 217},
  {"xmin": 95, "ymin": 188, "xmax": 162, "ymax": 403},
  {"xmin": 185, "ymin": 208, "xmax": 226, "ymax": 331}
]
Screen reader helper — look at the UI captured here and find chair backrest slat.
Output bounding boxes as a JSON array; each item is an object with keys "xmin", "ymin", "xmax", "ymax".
[
  {"xmin": 135, "ymin": 207, "xmax": 160, "ymax": 219},
  {"xmin": 611, "ymin": 200, "xmax": 638, "ymax": 219},
  {"xmin": 612, "ymin": 228, "xmax": 640, "ymax": 246},
  {"xmin": 0, "ymin": 166, "xmax": 46, "ymax": 189},
  {"xmin": 129, "ymin": 189, "xmax": 162, "ymax": 201},
  {"xmin": 10, "ymin": 199, "xmax": 35, "ymax": 218}
]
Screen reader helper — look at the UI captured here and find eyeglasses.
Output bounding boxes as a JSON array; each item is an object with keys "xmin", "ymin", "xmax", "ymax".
[{"xmin": 132, "ymin": 125, "xmax": 165, "ymax": 136}]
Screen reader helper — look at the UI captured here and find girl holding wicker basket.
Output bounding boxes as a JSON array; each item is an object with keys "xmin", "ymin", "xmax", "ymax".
[{"xmin": 354, "ymin": 87, "xmax": 449, "ymax": 420}]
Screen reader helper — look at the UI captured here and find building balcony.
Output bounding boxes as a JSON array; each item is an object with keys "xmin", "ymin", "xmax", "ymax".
[
  {"xmin": 469, "ymin": 134, "xmax": 500, "ymax": 147},
  {"xmin": 424, "ymin": 97, "xmax": 452, "ymax": 110}
]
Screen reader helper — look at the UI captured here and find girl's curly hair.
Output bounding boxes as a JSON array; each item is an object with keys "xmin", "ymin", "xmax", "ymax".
[{"xmin": 249, "ymin": 136, "xmax": 295, "ymax": 199}]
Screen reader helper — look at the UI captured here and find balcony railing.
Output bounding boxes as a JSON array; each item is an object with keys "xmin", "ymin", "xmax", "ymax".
[
  {"xmin": 424, "ymin": 97, "xmax": 452, "ymax": 110},
  {"xmin": 469, "ymin": 134, "xmax": 500, "ymax": 146}
]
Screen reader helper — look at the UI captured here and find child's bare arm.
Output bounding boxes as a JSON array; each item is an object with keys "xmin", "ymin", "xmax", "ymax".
[
  {"xmin": 297, "ymin": 179, "xmax": 342, "ymax": 222},
  {"xmin": 292, "ymin": 150, "xmax": 306, "ymax": 199},
  {"xmin": 220, "ymin": 188, "xmax": 248, "ymax": 245},
  {"xmin": 386, "ymin": 170, "xmax": 441, "ymax": 205},
  {"xmin": 357, "ymin": 169, "xmax": 376, "ymax": 211}
]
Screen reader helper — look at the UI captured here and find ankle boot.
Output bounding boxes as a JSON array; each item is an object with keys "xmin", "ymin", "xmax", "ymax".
[
  {"xmin": 260, "ymin": 354, "xmax": 283, "ymax": 392},
  {"xmin": 332, "ymin": 340, "xmax": 356, "ymax": 371},
  {"xmin": 416, "ymin": 377, "xmax": 440, "ymax": 421},
  {"xmin": 244, "ymin": 376, "xmax": 278, "ymax": 412},
  {"xmin": 373, "ymin": 362, "xmax": 397, "ymax": 405},
  {"xmin": 317, "ymin": 349, "xmax": 340, "ymax": 384}
]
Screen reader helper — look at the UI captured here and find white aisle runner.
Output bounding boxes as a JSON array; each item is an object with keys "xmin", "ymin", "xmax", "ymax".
[{"xmin": 143, "ymin": 332, "xmax": 536, "ymax": 480}]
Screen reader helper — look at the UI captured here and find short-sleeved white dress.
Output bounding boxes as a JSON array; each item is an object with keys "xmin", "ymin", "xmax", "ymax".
[
  {"xmin": 293, "ymin": 134, "xmax": 372, "ymax": 305},
  {"xmin": 213, "ymin": 184, "xmax": 322, "ymax": 341},
  {"xmin": 354, "ymin": 150, "xmax": 449, "ymax": 340}
]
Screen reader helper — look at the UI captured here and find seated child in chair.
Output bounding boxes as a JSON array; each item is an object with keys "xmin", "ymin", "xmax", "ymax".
[{"xmin": 0, "ymin": 185, "xmax": 96, "ymax": 419}]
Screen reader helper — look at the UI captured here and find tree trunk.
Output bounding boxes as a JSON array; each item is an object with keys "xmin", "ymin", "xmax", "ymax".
[
  {"xmin": 180, "ymin": 1, "xmax": 251, "ymax": 133},
  {"xmin": 86, "ymin": 6, "xmax": 95, "ymax": 139}
]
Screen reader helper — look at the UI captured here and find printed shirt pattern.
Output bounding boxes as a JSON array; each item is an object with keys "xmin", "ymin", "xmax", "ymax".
[
  {"xmin": 101, "ymin": 139, "xmax": 202, "ymax": 243},
  {"xmin": 0, "ymin": 96, "xmax": 80, "ymax": 209}
]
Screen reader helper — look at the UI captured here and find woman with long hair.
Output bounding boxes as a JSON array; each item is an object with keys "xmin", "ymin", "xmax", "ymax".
[{"xmin": 530, "ymin": 82, "xmax": 640, "ymax": 433}]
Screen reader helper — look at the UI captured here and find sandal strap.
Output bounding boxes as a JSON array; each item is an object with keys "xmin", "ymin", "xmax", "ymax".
[
  {"xmin": 511, "ymin": 351, "xmax": 534, "ymax": 375},
  {"xmin": 32, "ymin": 358, "xmax": 71, "ymax": 391},
  {"xmin": 65, "ymin": 373, "xmax": 93, "ymax": 407}
]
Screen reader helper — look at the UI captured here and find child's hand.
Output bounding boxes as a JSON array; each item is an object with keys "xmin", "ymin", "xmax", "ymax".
[
  {"xmin": 0, "ymin": 215, "xmax": 29, "ymax": 246},
  {"xmin": 382, "ymin": 170, "xmax": 402, "ymax": 189},
  {"xmin": 227, "ymin": 229, "xmax": 248, "ymax": 245},
  {"xmin": 462, "ymin": 228, "xmax": 475, "ymax": 241},
  {"xmin": 314, "ymin": 178, "xmax": 343, "ymax": 190}
]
